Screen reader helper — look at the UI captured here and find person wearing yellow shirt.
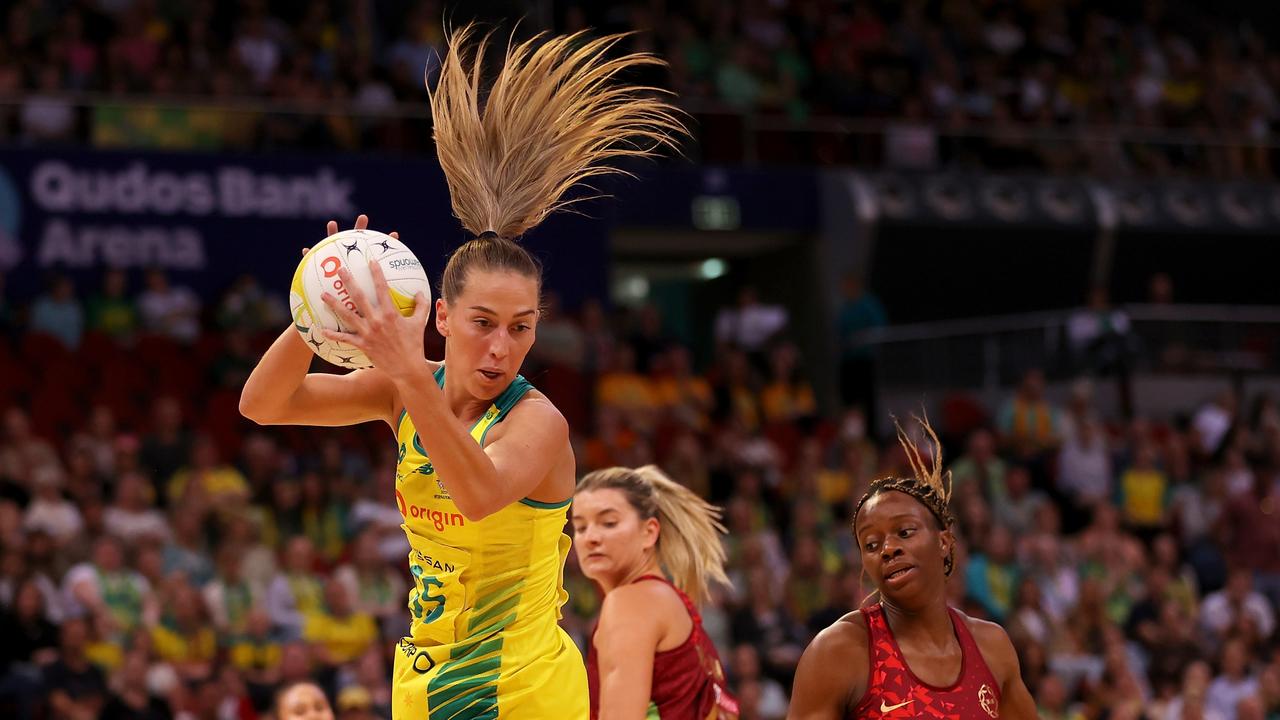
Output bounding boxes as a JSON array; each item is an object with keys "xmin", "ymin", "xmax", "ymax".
[
  {"xmin": 229, "ymin": 608, "xmax": 283, "ymax": 679},
  {"xmin": 166, "ymin": 435, "xmax": 249, "ymax": 509},
  {"xmin": 596, "ymin": 346, "xmax": 658, "ymax": 422},
  {"xmin": 815, "ymin": 439, "xmax": 877, "ymax": 508},
  {"xmin": 151, "ymin": 583, "xmax": 217, "ymax": 681},
  {"xmin": 304, "ymin": 578, "xmax": 378, "ymax": 668},
  {"xmin": 650, "ymin": 346, "xmax": 714, "ymax": 430},
  {"xmin": 760, "ymin": 343, "xmax": 816, "ymax": 425},
  {"xmin": 1117, "ymin": 443, "xmax": 1170, "ymax": 540},
  {"xmin": 715, "ymin": 349, "xmax": 762, "ymax": 433}
]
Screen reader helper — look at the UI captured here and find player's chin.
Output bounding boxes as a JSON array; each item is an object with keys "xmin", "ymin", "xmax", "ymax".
[{"xmin": 578, "ymin": 553, "xmax": 612, "ymax": 577}]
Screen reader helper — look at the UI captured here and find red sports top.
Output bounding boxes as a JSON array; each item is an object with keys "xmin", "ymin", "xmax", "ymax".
[
  {"xmin": 850, "ymin": 603, "xmax": 1003, "ymax": 719},
  {"xmin": 588, "ymin": 575, "xmax": 739, "ymax": 719}
]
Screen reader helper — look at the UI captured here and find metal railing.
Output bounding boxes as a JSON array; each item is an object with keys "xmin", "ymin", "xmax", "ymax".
[{"xmin": 856, "ymin": 304, "xmax": 1280, "ymax": 390}]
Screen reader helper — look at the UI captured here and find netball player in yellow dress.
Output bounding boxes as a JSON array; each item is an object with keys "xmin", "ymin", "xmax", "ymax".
[{"xmin": 240, "ymin": 24, "xmax": 681, "ymax": 719}]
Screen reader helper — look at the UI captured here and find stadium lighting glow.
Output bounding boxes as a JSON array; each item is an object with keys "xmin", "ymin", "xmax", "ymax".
[{"xmin": 699, "ymin": 258, "xmax": 727, "ymax": 279}]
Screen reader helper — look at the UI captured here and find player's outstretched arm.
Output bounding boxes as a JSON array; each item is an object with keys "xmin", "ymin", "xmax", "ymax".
[
  {"xmin": 787, "ymin": 616, "xmax": 866, "ymax": 720},
  {"xmin": 239, "ymin": 215, "xmax": 400, "ymax": 429}
]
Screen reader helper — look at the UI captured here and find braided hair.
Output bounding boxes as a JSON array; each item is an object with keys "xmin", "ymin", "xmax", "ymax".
[{"xmin": 852, "ymin": 415, "xmax": 956, "ymax": 577}]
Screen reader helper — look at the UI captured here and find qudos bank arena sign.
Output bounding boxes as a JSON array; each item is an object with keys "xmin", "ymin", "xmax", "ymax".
[{"xmin": 0, "ymin": 148, "xmax": 608, "ymax": 305}]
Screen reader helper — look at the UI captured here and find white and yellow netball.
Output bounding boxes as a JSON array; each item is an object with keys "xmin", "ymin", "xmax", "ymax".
[{"xmin": 290, "ymin": 228, "xmax": 431, "ymax": 369}]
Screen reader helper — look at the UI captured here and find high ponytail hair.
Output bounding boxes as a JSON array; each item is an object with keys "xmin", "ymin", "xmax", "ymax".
[
  {"xmin": 577, "ymin": 465, "xmax": 730, "ymax": 605},
  {"xmin": 429, "ymin": 24, "xmax": 684, "ymax": 303}
]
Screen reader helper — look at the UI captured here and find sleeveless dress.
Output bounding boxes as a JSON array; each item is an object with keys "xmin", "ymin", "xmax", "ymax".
[
  {"xmin": 587, "ymin": 575, "xmax": 738, "ymax": 719},
  {"xmin": 390, "ymin": 367, "xmax": 588, "ymax": 719},
  {"xmin": 850, "ymin": 603, "xmax": 1003, "ymax": 719}
]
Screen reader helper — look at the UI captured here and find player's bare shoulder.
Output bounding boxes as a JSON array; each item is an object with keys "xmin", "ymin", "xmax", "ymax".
[
  {"xmin": 789, "ymin": 610, "xmax": 871, "ymax": 719},
  {"xmin": 484, "ymin": 388, "xmax": 567, "ymax": 444},
  {"xmin": 955, "ymin": 609, "xmax": 1020, "ymax": 676}
]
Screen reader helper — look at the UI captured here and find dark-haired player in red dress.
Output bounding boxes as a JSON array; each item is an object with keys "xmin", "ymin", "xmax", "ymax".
[{"xmin": 788, "ymin": 420, "xmax": 1036, "ymax": 719}]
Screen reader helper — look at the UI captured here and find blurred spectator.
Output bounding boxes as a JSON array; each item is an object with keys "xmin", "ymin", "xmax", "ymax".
[
  {"xmin": 103, "ymin": 471, "xmax": 170, "ymax": 547},
  {"xmin": 760, "ymin": 343, "xmax": 816, "ymax": 426},
  {"xmin": 62, "ymin": 535, "xmax": 152, "ymax": 639},
  {"xmin": 965, "ymin": 523, "xmax": 1019, "ymax": 622},
  {"xmin": 150, "ymin": 582, "xmax": 215, "ymax": 682},
  {"xmin": 344, "ymin": 649, "xmax": 392, "ymax": 717},
  {"xmin": 1116, "ymin": 440, "xmax": 1170, "ymax": 537},
  {"xmin": 100, "ymin": 651, "xmax": 168, "ymax": 720},
  {"xmin": 1067, "ymin": 287, "xmax": 1133, "ymax": 376},
  {"xmin": 627, "ymin": 304, "xmax": 669, "ymax": 375},
  {"xmin": 43, "ymin": 618, "xmax": 107, "ymax": 720},
  {"xmin": 991, "ymin": 465, "xmax": 1048, "ymax": 537},
  {"xmin": 69, "ymin": 406, "xmax": 121, "ymax": 480},
  {"xmin": 203, "ymin": 542, "xmax": 259, "ymax": 639},
  {"xmin": 166, "ymin": 435, "xmax": 249, "ymax": 512},
  {"xmin": 1206, "ymin": 637, "xmax": 1260, "ymax": 720},
  {"xmin": 730, "ymin": 644, "xmax": 787, "ymax": 720},
  {"xmin": 715, "ymin": 286, "xmax": 787, "ymax": 360},
  {"xmin": 303, "ymin": 578, "xmax": 377, "ymax": 671},
  {"xmin": 161, "ymin": 509, "xmax": 213, "ymax": 587},
  {"xmin": 0, "ymin": 578, "xmax": 60, "ymax": 667},
  {"xmin": 29, "ymin": 275, "xmax": 84, "ymax": 350},
  {"xmin": 0, "ymin": 408, "xmax": 59, "ymax": 490},
  {"xmin": 233, "ymin": 10, "xmax": 283, "ymax": 89},
  {"xmin": 19, "ymin": 65, "xmax": 75, "ymax": 143},
  {"xmin": 86, "ymin": 269, "xmax": 138, "ymax": 342},
  {"xmin": 729, "ymin": 567, "xmax": 805, "ymax": 684},
  {"xmin": 333, "ymin": 528, "xmax": 405, "ymax": 641},
  {"xmin": 997, "ymin": 369, "xmax": 1060, "ymax": 464},
  {"xmin": 267, "ymin": 536, "xmax": 325, "ymax": 641},
  {"xmin": 652, "ymin": 346, "xmax": 714, "ymax": 433},
  {"xmin": 136, "ymin": 269, "xmax": 200, "ymax": 344},
  {"xmin": 217, "ymin": 274, "xmax": 287, "ymax": 333},
  {"xmin": 1195, "ymin": 389, "xmax": 1239, "ymax": 460},
  {"xmin": 228, "ymin": 608, "xmax": 282, "ymax": 700},
  {"xmin": 595, "ymin": 345, "xmax": 657, "ymax": 428},
  {"xmin": 23, "ymin": 465, "xmax": 84, "ymax": 547},
  {"xmin": 138, "ymin": 397, "xmax": 192, "ymax": 504},
  {"xmin": 336, "ymin": 685, "xmax": 377, "ymax": 720},
  {"xmin": 527, "ymin": 292, "xmax": 584, "ymax": 370},
  {"xmin": 1200, "ymin": 568, "xmax": 1276, "ymax": 648}
]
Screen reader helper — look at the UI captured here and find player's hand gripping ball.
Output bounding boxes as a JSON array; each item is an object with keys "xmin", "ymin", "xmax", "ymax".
[{"xmin": 290, "ymin": 228, "xmax": 431, "ymax": 369}]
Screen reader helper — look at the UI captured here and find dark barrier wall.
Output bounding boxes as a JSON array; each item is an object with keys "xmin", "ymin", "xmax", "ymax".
[{"xmin": 0, "ymin": 148, "xmax": 610, "ymax": 308}]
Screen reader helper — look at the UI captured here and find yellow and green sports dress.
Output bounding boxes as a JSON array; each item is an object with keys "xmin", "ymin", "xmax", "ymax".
[{"xmin": 390, "ymin": 366, "xmax": 588, "ymax": 719}]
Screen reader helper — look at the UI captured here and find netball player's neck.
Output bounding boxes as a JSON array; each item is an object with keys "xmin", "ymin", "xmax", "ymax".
[
  {"xmin": 441, "ymin": 377, "xmax": 497, "ymax": 423},
  {"xmin": 881, "ymin": 595, "xmax": 954, "ymax": 648},
  {"xmin": 606, "ymin": 553, "xmax": 663, "ymax": 595}
]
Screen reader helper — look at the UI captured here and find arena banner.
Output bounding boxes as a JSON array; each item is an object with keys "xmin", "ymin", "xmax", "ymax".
[
  {"xmin": 0, "ymin": 147, "xmax": 611, "ymax": 307},
  {"xmin": 855, "ymin": 172, "xmax": 1280, "ymax": 233}
]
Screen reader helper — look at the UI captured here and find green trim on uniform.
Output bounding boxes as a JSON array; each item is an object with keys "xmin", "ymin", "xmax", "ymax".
[
  {"xmin": 478, "ymin": 375, "xmax": 532, "ymax": 445},
  {"xmin": 519, "ymin": 497, "xmax": 572, "ymax": 510}
]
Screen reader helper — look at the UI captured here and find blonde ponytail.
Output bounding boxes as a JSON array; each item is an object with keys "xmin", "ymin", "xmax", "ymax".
[
  {"xmin": 634, "ymin": 466, "xmax": 730, "ymax": 606},
  {"xmin": 429, "ymin": 24, "xmax": 685, "ymax": 240},
  {"xmin": 577, "ymin": 465, "xmax": 730, "ymax": 605}
]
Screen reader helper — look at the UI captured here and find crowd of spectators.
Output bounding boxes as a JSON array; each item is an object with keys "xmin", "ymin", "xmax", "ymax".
[
  {"xmin": 3, "ymin": 0, "xmax": 1280, "ymax": 173},
  {"xmin": 0, "ymin": 265, "xmax": 1278, "ymax": 719}
]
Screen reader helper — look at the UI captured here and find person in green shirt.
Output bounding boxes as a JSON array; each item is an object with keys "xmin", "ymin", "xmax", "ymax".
[{"xmin": 87, "ymin": 268, "xmax": 137, "ymax": 341}]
